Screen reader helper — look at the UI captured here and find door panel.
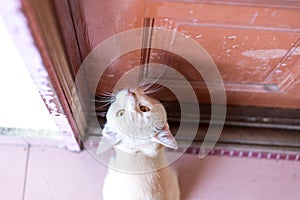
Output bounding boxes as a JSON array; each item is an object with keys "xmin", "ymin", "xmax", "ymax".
[{"xmin": 76, "ymin": 0, "xmax": 300, "ymax": 109}]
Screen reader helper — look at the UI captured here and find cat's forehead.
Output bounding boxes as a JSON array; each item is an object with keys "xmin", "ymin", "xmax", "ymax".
[{"xmin": 115, "ymin": 89, "xmax": 128, "ymax": 99}]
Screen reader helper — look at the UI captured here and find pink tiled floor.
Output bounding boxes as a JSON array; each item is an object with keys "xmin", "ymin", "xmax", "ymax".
[{"xmin": 0, "ymin": 137, "xmax": 299, "ymax": 200}]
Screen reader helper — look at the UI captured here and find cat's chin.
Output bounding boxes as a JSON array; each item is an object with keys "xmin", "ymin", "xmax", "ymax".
[{"xmin": 114, "ymin": 142, "xmax": 161, "ymax": 157}]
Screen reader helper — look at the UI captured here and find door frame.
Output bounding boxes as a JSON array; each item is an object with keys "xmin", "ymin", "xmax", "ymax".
[{"xmin": 1, "ymin": 0, "xmax": 85, "ymax": 151}]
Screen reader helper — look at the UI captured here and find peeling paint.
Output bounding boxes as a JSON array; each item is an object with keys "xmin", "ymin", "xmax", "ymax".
[
  {"xmin": 241, "ymin": 48, "xmax": 300, "ymax": 62},
  {"xmin": 227, "ymin": 36, "xmax": 237, "ymax": 40},
  {"xmin": 294, "ymin": 46, "xmax": 300, "ymax": 55},
  {"xmin": 195, "ymin": 34, "xmax": 202, "ymax": 39},
  {"xmin": 250, "ymin": 12, "xmax": 259, "ymax": 25}
]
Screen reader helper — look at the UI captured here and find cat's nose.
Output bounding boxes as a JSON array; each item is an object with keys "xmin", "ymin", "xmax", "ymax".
[{"xmin": 127, "ymin": 89, "xmax": 136, "ymax": 96}]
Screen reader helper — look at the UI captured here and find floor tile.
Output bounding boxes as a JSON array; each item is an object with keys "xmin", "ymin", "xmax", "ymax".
[
  {"xmin": 0, "ymin": 135, "xmax": 27, "ymax": 145},
  {"xmin": 175, "ymin": 154, "xmax": 300, "ymax": 200},
  {"xmin": 22, "ymin": 146, "xmax": 300, "ymax": 200},
  {"xmin": 22, "ymin": 137, "xmax": 63, "ymax": 147},
  {"xmin": 0, "ymin": 144, "xmax": 28, "ymax": 200},
  {"xmin": 24, "ymin": 147, "xmax": 107, "ymax": 200}
]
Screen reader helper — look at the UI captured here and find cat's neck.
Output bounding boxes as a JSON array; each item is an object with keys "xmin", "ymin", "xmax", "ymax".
[{"xmin": 110, "ymin": 147, "xmax": 169, "ymax": 173}]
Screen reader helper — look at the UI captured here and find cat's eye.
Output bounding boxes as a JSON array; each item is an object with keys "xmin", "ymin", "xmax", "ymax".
[
  {"xmin": 140, "ymin": 105, "xmax": 150, "ymax": 112},
  {"xmin": 116, "ymin": 109, "xmax": 125, "ymax": 117}
]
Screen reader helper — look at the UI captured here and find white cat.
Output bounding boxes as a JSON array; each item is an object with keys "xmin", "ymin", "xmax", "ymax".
[{"xmin": 97, "ymin": 88, "xmax": 180, "ymax": 200}]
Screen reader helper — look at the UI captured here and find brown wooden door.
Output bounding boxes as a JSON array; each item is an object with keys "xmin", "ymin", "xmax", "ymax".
[{"xmin": 38, "ymin": 0, "xmax": 300, "ymax": 154}]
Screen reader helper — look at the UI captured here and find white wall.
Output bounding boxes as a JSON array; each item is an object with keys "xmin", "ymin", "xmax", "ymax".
[{"xmin": 0, "ymin": 16, "xmax": 57, "ymax": 131}]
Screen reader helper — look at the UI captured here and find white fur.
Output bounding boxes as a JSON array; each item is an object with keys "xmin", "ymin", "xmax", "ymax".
[
  {"xmin": 103, "ymin": 149, "xmax": 180, "ymax": 200},
  {"xmin": 98, "ymin": 88, "xmax": 180, "ymax": 200}
]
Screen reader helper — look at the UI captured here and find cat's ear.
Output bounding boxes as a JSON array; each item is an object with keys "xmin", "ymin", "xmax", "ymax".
[
  {"xmin": 97, "ymin": 124, "xmax": 122, "ymax": 154},
  {"xmin": 151, "ymin": 123, "xmax": 178, "ymax": 149}
]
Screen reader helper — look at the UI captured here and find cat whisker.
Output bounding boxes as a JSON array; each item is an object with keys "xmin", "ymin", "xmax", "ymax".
[
  {"xmin": 95, "ymin": 88, "xmax": 120, "ymax": 105},
  {"xmin": 140, "ymin": 82, "xmax": 154, "ymax": 92},
  {"xmin": 143, "ymin": 72, "xmax": 172, "ymax": 95},
  {"xmin": 98, "ymin": 86, "xmax": 120, "ymax": 98},
  {"xmin": 140, "ymin": 67, "xmax": 168, "ymax": 93},
  {"xmin": 95, "ymin": 95, "xmax": 115, "ymax": 101},
  {"xmin": 148, "ymin": 70, "xmax": 166, "ymax": 85},
  {"xmin": 143, "ymin": 85, "xmax": 167, "ymax": 95},
  {"xmin": 97, "ymin": 94, "xmax": 112, "ymax": 98},
  {"xmin": 91, "ymin": 99, "xmax": 114, "ymax": 103},
  {"xmin": 95, "ymin": 101, "xmax": 113, "ymax": 109},
  {"xmin": 97, "ymin": 92, "xmax": 115, "ymax": 98}
]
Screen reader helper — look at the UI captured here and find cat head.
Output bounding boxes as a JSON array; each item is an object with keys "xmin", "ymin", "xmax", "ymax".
[{"xmin": 97, "ymin": 88, "xmax": 177, "ymax": 156}]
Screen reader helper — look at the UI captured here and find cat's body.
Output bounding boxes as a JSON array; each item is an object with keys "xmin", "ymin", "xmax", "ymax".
[
  {"xmin": 97, "ymin": 88, "xmax": 180, "ymax": 200},
  {"xmin": 103, "ymin": 148, "xmax": 179, "ymax": 200}
]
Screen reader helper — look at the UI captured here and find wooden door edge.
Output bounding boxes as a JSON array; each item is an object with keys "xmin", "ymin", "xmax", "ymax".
[{"xmin": 1, "ymin": 0, "xmax": 82, "ymax": 151}]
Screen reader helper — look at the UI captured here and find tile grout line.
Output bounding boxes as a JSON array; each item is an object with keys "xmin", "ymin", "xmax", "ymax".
[{"xmin": 22, "ymin": 138, "xmax": 31, "ymax": 200}]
